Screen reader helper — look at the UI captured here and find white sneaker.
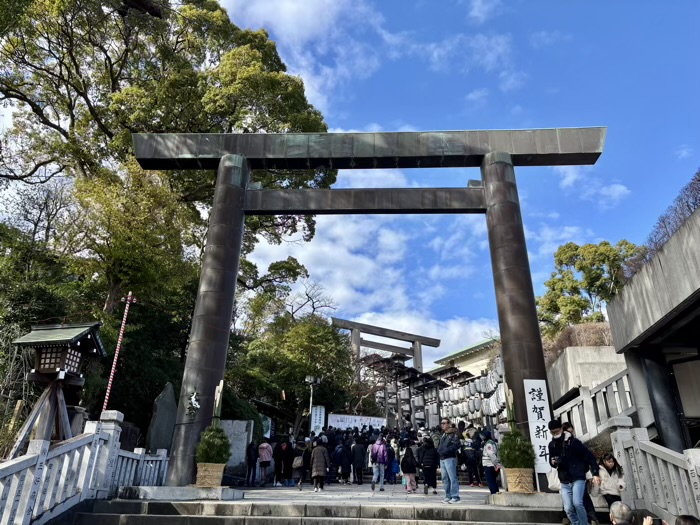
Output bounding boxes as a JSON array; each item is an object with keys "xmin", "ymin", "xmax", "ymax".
[
  {"xmin": 448, "ymin": 498, "xmax": 460, "ymax": 504},
  {"xmin": 313, "ymin": 487, "xmax": 318, "ymax": 492},
  {"xmin": 443, "ymin": 497, "xmax": 451, "ymax": 503}
]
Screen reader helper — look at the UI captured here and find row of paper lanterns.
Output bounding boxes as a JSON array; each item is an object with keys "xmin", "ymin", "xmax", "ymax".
[{"xmin": 438, "ymin": 356, "xmax": 506, "ymax": 419}]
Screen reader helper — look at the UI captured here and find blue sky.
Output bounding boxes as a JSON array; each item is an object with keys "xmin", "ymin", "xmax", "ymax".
[{"xmin": 227, "ymin": 0, "xmax": 699, "ymax": 369}]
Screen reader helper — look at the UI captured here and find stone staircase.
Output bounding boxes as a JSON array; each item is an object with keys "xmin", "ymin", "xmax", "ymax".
[{"xmin": 72, "ymin": 500, "xmax": 576, "ymax": 524}]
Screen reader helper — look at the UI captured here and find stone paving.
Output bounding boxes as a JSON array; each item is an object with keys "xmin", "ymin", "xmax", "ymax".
[{"xmin": 241, "ymin": 481, "xmax": 491, "ymax": 506}]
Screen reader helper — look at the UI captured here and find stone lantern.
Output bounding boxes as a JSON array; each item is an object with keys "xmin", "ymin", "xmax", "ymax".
[{"xmin": 8, "ymin": 322, "xmax": 106, "ymax": 458}]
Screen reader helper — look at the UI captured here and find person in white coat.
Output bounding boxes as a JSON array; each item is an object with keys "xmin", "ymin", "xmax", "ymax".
[{"xmin": 591, "ymin": 452, "xmax": 626, "ymax": 508}]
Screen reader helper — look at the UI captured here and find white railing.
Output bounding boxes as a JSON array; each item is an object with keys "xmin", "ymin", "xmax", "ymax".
[
  {"xmin": 113, "ymin": 448, "xmax": 168, "ymax": 493},
  {"xmin": 611, "ymin": 423, "xmax": 700, "ymax": 522},
  {"xmin": 554, "ymin": 369, "xmax": 635, "ymax": 442},
  {"xmin": 0, "ymin": 410, "xmax": 168, "ymax": 525}
]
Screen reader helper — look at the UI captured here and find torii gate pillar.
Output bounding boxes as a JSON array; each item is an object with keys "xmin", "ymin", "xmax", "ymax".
[
  {"xmin": 166, "ymin": 154, "xmax": 249, "ymax": 486},
  {"xmin": 481, "ymin": 151, "xmax": 547, "ymax": 433}
]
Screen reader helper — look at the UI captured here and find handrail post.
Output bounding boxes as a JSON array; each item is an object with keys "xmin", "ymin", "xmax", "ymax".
[
  {"xmin": 133, "ymin": 448, "xmax": 147, "ymax": 486},
  {"xmin": 579, "ymin": 387, "xmax": 596, "ymax": 436},
  {"xmin": 610, "ymin": 418, "xmax": 635, "ymax": 507},
  {"xmin": 79, "ymin": 421, "xmax": 104, "ymax": 501},
  {"xmin": 92, "ymin": 411, "xmax": 123, "ymax": 499},
  {"xmin": 11, "ymin": 439, "xmax": 49, "ymax": 525}
]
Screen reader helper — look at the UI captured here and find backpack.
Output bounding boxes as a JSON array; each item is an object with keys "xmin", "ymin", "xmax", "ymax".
[
  {"xmin": 371, "ymin": 446, "xmax": 379, "ymax": 464},
  {"xmin": 334, "ymin": 445, "xmax": 343, "ymax": 465}
]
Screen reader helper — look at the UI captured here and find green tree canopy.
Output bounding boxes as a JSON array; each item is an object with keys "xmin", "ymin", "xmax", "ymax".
[{"xmin": 537, "ymin": 240, "xmax": 645, "ymax": 337}]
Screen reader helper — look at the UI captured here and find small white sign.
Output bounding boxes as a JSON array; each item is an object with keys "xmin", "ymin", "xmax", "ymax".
[
  {"xmin": 311, "ymin": 405, "xmax": 326, "ymax": 435},
  {"xmin": 523, "ymin": 379, "xmax": 553, "ymax": 474},
  {"xmin": 327, "ymin": 413, "xmax": 387, "ymax": 430}
]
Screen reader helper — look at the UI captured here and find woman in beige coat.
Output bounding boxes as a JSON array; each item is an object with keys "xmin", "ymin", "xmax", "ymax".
[{"xmin": 310, "ymin": 440, "xmax": 331, "ymax": 492}]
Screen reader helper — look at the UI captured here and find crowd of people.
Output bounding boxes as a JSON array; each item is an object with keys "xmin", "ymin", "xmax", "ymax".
[
  {"xmin": 242, "ymin": 416, "xmax": 699, "ymax": 523},
  {"xmin": 244, "ymin": 417, "xmax": 501, "ymax": 501}
]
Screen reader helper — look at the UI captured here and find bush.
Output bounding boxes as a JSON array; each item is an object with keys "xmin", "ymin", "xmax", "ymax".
[
  {"xmin": 499, "ymin": 430, "xmax": 536, "ymax": 469},
  {"xmin": 543, "ymin": 322, "xmax": 612, "ymax": 366},
  {"xmin": 195, "ymin": 424, "xmax": 231, "ymax": 464}
]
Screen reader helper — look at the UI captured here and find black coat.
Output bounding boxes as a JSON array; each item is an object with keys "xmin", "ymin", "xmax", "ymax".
[
  {"xmin": 400, "ymin": 454, "xmax": 418, "ymax": 474},
  {"xmin": 419, "ymin": 440, "xmax": 439, "ymax": 469},
  {"xmin": 246, "ymin": 442, "xmax": 258, "ymax": 464},
  {"xmin": 351, "ymin": 443, "xmax": 366, "ymax": 468},
  {"xmin": 548, "ymin": 433, "xmax": 599, "ymax": 483}
]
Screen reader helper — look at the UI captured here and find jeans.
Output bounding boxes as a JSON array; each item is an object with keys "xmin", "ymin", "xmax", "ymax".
[
  {"xmin": 561, "ymin": 480, "xmax": 589, "ymax": 525},
  {"xmin": 484, "ymin": 465, "xmax": 499, "ymax": 494},
  {"xmin": 372, "ymin": 463, "xmax": 385, "ymax": 488},
  {"xmin": 440, "ymin": 457, "xmax": 460, "ymax": 501}
]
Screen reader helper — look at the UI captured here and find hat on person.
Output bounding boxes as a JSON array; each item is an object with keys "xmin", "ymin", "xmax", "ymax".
[
  {"xmin": 548, "ymin": 419, "xmax": 563, "ymax": 431},
  {"xmin": 482, "ymin": 430, "xmax": 492, "ymax": 439}
]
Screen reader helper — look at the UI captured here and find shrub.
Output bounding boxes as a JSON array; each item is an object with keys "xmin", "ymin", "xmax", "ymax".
[
  {"xmin": 499, "ymin": 430, "xmax": 536, "ymax": 469},
  {"xmin": 195, "ymin": 424, "xmax": 231, "ymax": 464}
]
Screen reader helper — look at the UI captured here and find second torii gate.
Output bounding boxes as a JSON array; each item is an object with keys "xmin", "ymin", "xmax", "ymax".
[{"xmin": 331, "ymin": 317, "xmax": 441, "ymax": 374}]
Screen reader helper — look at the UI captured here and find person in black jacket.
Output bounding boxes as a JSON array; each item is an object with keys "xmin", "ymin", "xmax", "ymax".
[
  {"xmin": 246, "ymin": 440, "xmax": 258, "ymax": 487},
  {"xmin": 419, "ymin": 436, "xmax": 439, "ymax": 494},
  {"xmin": 400, "ymin": 446, "xmax": 419, "ymax": 493},
  {"xmin": 548, "ymin": 419, "xmax": 601, "ymax": 525},
  {"xmin": 351, "ymin": 438, "xmax": 366, "ymax": 485}
]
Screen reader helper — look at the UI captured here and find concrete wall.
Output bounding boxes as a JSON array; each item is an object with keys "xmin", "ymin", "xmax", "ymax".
[
  {"xmin": 608, "ymin": 208, "xmax": 700, "ymax": 353},
  {"xmin": 547, "ymin": 346, "xmax": 626, "ymax": 402},
  {"xmin": 220, "ymin": 420, "xmax": 254, "ymax": 473},
  {"xmin": 454, "ymin": 347, "xmax": 498, "ymax": 377}
]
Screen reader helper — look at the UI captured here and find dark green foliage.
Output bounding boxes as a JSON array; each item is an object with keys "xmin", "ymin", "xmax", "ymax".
[
  {"xmin": 196, "ymin": 424, "xmax": 231, "ymax": 464},
  {"xmin": 499, "ymin": 430, "xmax": 536, "ymax": 469},
  {"xmin": 220, "ymin": 389, "xmax": 264, "ymax": 444}
]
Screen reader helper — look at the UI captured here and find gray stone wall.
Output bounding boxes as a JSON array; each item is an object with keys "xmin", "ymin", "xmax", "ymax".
[
  {"xmin": 608, "ymin": 207, "xmax": 700, "ymax": 352},
  {"xmin": 547, "ymin": 346, "xmax": 626, "ymax": 402}
]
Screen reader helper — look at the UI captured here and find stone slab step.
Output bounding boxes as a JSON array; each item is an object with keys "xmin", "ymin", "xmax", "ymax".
[
  {"xmin": 83, "ymin": 501, "xmax": 569, "ymax": 523},
  {"xmin": 75, "ymin": 515, "xmax": 562, "ymax": 525}
]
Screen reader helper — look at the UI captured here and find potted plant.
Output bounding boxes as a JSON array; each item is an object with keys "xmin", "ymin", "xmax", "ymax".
[
  {"xmin": 195, "ymin": 423, "xmax": 231, "ymax": 486},
  {"xmin": 499, "ymin": 429, "xmax": 536, "ymax": 493}
]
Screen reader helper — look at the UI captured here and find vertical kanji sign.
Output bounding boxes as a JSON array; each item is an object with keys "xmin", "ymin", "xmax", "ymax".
[
  {"xmin": 523, "ymin": 379, "xmax": 553, "ymax": 474},
  {"xmin": 311, "ymin": 405, "xmax": 326, "ymax": 435}
]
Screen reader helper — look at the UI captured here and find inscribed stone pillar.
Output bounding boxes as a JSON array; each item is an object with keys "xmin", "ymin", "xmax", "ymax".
[
  {"xmin": 167, "ymin": 154, "xmax": 249, "ymax": 486},
  {"xmin": 481, "ymin": 152, "xmax": 548, "ymax": 436}
]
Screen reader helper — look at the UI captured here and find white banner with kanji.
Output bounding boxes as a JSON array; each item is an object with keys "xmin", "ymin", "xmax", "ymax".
[
  {"xmin": 311, "ymin": 405, "xmax": 326, "ymax": 435},
  {"xmin": 523, "ymin": 379, "xmax": 553, "ymax": 474}
]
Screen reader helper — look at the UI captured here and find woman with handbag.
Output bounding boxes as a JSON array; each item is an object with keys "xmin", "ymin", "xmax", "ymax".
[{"xmin": 293, "ymin": 441, "xmax": 307, "ymax": 490}]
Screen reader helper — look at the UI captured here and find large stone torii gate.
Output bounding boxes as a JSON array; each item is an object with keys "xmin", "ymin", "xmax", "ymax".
[{"xmin": 133, "ymin": 127, "xmax": 606, "ymax": 486}]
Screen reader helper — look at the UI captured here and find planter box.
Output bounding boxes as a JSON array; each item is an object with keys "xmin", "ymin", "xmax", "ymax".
[{"xmin": 196, "ymin": 463, "xmax": 225, "ymax": 487}]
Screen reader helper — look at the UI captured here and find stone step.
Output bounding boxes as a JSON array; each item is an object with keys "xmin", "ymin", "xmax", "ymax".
[
  {"xmin": 75, "ymin": 514, "xmax": 561, "ymax": 525},
  {"xmin": 81, "ymin": 500, "xmax": 568, "ymax": 524}
]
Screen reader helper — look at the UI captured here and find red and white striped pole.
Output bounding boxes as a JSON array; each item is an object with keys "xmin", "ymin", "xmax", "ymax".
[{"xmin": 102, "ymin": 291, "xmax": 136, "ymax": 413}]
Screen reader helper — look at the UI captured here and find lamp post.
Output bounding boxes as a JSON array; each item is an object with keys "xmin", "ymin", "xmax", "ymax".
[{"xmin": 305, "ymin": 375, "xmax": 321, "ymax": 434}]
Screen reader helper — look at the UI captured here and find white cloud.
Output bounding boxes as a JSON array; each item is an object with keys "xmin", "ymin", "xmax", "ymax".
[
  {"xmin": 530, "ymin": 31, "xmax": 571, "ymax": 49},
  {"xmin": 499, "ymin": 70, "xmax": 527, "ymax": 92},
  {"xmin": 588, "ymin": 183, "xmax": 631, "ymax": 209},
  {"xmin": 553, "ymin": 166, "xmax": 584, "ymax": 189},
  {"xmin": 466, "ymin": 88, "xmax": 489, "ymax": 106},
  {"xmin": 469, "ymin": 34, "xmax": 512, "ymax": 71},
  {"xmin": 465, "ymin": 0, "xmax": 502, "ymax": 24},
  {"xmin": 527, "ymin": 223, "xmax": 594, "ymax": 261},
  {"xmin": 351, "ymin": 311, "xmax": 499, "ymax": 370},
  {"xmin": 675, "ymin": 144, "xmax": 693, "ymax": 159},
  {"xmin": 334, "ymin": 169, "xmax": 411, "ymax": 189}
]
